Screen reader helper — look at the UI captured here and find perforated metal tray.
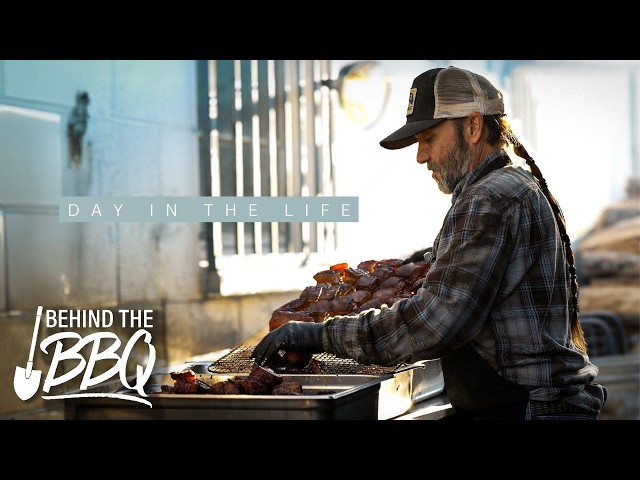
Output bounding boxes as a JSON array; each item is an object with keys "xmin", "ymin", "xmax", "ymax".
[
  {"xmin": 208, "ymin": 346, "xmax": 444, "ymax": 405},
  {"xmin": 208, "ymin": 345, "xmax": 398, "ymax": 375}
]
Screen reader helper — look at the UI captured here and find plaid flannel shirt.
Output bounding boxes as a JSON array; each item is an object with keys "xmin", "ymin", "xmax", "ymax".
[{"xmin": 324, "ymin": 149, "xmax": 605, "ymax": 412}]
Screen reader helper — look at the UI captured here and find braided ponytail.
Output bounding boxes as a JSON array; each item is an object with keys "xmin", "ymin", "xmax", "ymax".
[{"xmin": 495, "ymin": 116, "xmax": 587, "ymax": 355}]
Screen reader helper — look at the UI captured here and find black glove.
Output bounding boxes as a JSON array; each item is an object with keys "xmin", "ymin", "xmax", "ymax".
[
  {"xmin": 403, "ymin": 247, "xmax": 431, "ymax": 264},
  {"xmin": 251, "ymin": 321, "xmax": 325, "ymax": 366}
]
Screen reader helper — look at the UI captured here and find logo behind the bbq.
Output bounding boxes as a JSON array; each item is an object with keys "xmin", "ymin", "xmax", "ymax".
[{"xmin": 13, "ymin": 306, "xmax": 156, "ymax": 407}]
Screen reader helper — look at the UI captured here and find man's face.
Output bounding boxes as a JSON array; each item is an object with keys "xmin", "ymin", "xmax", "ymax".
[{"xmin": 415, "ymin": 119, "xmax": 472, "ymax": 194}]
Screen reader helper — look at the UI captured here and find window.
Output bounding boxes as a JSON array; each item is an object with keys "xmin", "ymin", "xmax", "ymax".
[{"xmin": 197, "ymin": 60, "xmax": 338, "ymax": 295}]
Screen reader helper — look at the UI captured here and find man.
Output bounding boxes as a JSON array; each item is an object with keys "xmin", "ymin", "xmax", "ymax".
[{"xmin": 252, "ymin": 65, "xmax": 606, "ymax": 420}]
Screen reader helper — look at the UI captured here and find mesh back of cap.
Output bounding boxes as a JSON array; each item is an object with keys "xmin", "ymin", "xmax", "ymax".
[{"xmin": 433, "ymin": 67, "xmax": 504, "ymax": 119}]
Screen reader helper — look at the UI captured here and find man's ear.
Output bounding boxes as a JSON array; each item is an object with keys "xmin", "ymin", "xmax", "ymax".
[{"xmin": 468, "ymin": 112, "xmax": 483, "ymax": 144}]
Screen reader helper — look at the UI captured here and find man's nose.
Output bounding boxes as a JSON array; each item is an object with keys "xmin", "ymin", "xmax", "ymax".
[{"xmin": 416, "ymin": 144, "xmax": 429, "ymax": 164}]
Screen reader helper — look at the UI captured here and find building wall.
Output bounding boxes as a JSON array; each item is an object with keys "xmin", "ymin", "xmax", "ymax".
[
  {"xmin": 0, "ymin": 60, "xmax": 296, "ymax": 418},
  {"xmin": 1, "ymin": 60, "xmax": 203, "ymax": 308}
]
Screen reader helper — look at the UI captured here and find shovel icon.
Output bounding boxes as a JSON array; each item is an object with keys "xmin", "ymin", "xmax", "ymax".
[{"xmin": 14, "ymin": 305, "xmax": 43, "ymax": 401}]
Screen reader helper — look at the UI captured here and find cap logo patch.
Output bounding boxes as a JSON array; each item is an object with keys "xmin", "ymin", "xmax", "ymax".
[{"xmin": 406, "ymin": 88, "xmax": 417, "ymax": 115}]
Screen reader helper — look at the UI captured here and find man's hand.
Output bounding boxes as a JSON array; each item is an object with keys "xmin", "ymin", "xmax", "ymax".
[{"xmin": 251, "ymin": 321, "xmax": 325, "ymax": 366}]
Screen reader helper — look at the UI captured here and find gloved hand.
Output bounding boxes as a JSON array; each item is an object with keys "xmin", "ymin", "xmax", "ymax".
[
  {"xmin": 251, "ymin": 321, "xmax": 326, "ymax": 366},
  {"xmin": 403, "ymin": 247, "xmax": 431, "ymax": 264}
]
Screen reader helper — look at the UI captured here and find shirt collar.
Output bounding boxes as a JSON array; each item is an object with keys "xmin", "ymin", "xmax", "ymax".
[{"xmin": 451, "ymin": 148, "xmax": 508, "ymax": 202}]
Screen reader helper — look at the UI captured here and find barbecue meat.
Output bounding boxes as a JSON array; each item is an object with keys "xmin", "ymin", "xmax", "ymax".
[
  {"xmin": 164, "ymin": 364, "xmax": 289, "ymax": 396},
  {"xmin": 342, "ymin": 267, "xmax": 368, "ymax": 285},
  {"xmin": 313, "ymin": 269, "xmax": 344, "ymax": 285},
  {"xmin": 209, "ymin": 379, "xmax": 244, "ymax": 395},
  {"xmin": 357, "ymin": 259, "xmax": 378, "ymax": 272},
  {"xmin": 237, "ymin": 377, "xmax": 273, "ymax": 395},
  {"xmin": 207, "ymin": 364, "xmax": 284, "ymax": 395},
  {"xmin": 209, "ymin": 370, "xmax": 303, "ymax": 395},
  {"xmin": 269, "ymin": 309, "xmax": 318, "ymax": 331},
  {"xmin": 267, "ymin": 350, "xmax": 313, "ymax": 370},
  {"xmin": 165, "ymin": 369, "xmax": 211, "ymax": 394},
  {"xmin": 170, "ymin": 369, "xmax": 196, "ymax": 383},
  {"xmin": 272, "ymin": 382, "xmax": 304, "ymax": 395},
  {"xmin": 247, "ymin": 364, "xmax": 283, "ymax": 388},
  {"xmin": 355, "ymin": 274, "xmax": 380, "ymax": 291},
  {"xmin": 263, "ymin": 257, "xmax": 431, "ymax": 370}
]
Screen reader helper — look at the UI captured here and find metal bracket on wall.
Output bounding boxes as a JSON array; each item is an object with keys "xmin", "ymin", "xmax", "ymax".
[{"xmin": 67, "ymin": 91, "xmax": 90, "ymax": 165}]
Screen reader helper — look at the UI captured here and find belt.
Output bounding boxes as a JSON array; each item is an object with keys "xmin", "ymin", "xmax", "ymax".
[{"xmin": 529, "ymin": 400, "xmax": 596, "ymax": 418}]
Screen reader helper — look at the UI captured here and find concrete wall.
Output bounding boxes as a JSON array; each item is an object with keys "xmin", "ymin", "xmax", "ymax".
[
  {"xmin": 0, "ymin": 60, "xmax": 299, "ymax": 418},
  {"xmin": 1, "ymin": 60, "xmax": 203, "ymax": 308}
]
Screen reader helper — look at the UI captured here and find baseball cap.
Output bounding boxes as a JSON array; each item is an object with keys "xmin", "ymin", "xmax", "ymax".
[{"xmin": 380, "ymin": 66, "xmax": 505, "ymax": 150}]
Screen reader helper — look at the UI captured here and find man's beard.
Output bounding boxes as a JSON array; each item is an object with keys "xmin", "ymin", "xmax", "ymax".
[{"xmin": 431, "ymin": 133, "xmax": 472, "ymax": 194}]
